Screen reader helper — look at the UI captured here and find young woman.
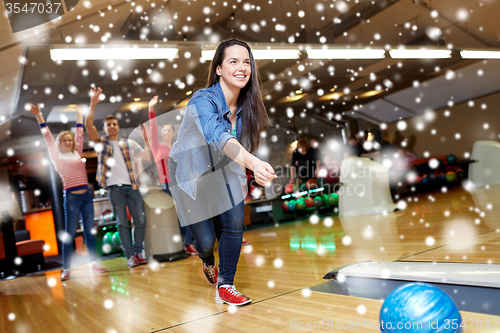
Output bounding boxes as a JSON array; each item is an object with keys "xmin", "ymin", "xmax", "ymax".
[
  {"xmin": 146, "ymin": 96, "xmax": 197, "ymax": 255},
  {"xmin": 27, "ymin": 103, "xmax": 106, "ymax": 281},
  {"xmin": 169, "ymin": 39, "xmax": 276, "ymax": 306}
]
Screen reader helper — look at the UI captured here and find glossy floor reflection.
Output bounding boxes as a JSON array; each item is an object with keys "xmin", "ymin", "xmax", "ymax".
[{"xmin": 1, "ymin": 185, "xmax": 500, "ymax": 332}]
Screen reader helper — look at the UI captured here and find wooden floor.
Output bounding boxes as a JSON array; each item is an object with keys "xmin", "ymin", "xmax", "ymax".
[{"xmin": 1, "ymin": 185, "xmax": 500, "ymax": 332}]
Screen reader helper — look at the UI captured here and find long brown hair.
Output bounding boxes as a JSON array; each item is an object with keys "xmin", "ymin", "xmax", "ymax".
[
  {"xmin": 207, "ymin": 38, "xmax": 269, "ymax": 153},
  {"xmin": 56, "ymin": 131, "xmax": 75, "ymax": 153}
]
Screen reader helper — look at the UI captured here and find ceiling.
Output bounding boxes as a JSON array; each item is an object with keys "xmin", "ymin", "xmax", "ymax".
[{"xmin": 0, "ymin": 0, "xmax": 499, "ymax": 159}]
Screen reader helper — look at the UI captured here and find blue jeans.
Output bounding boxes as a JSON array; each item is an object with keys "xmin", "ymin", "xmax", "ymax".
[
  {"xmin": 162, "ymin": 182, "xmax": 194, "ymax": 246},
  {"xmin": 107, "ymin": 185, "xmax": 146, "ymax": 258},
  {"xmin": 188, "ymin": 198, "xmax": 243, "ymax": 286},
  {"xmin": 63, "ymin": 190, "xmax": 97, "ymax": 269},
  {"xmin": 170, "ymin": 158, "xmax": 244, "ymax": 285}
]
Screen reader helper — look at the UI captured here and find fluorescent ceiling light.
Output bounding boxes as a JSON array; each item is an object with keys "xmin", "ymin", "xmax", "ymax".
[
  {"xmin": 201, "ymin": 49, "xmax": 300, "ymax": 61},
  {"xmin": 460, "ymin": 50, "xmax": 500, "ymax": 59},
  {"xmin": 201, "ymin": 50, "xmax": 215, "ymax": 60},
  {"xmin": 50, "ymin": 46, "xmax": 178, "ymax": 60},
  {"xmin": 46, "ymin": 104, "xmax": 88, "ymax": 123},
  {"xmin": 307, "ymin": 49, "xmax": 385, "ymax": 59},
  {"xmin": 389, "ymin": 49, "xmax": 451, "ymax": 59}
]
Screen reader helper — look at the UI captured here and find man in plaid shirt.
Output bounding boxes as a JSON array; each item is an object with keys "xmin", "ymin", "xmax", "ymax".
[{"xmin": 85, "ymin": 87, "xmax": 148, "ymax": 268}]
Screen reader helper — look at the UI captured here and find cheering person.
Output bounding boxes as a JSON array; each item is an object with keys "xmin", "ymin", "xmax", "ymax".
[{"xmin": 26, "ymin": 103, "xmax": 106, "ymax": 281}]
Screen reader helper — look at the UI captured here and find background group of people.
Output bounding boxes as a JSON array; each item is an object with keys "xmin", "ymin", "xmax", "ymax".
[
  {"xmin": 27, "ymin": 37, "xmax": 418, "ymax": 307},
  {"xmin": 284, "ymin": 132, "xmax": 419, "ymax": 196},
  {"xmin": 27, "ymin": 39, "xmax": 274, "ymax": 307}
]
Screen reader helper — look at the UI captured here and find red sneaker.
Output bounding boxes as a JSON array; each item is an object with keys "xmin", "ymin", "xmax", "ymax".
[
  {"xmin": 128, "ymin": 255, "xmax": 139, "ymax": 267},
  {"xmin": 215, "ymin": 285, "xmax": 252, "ymax": 306},
  {"xmin": 185, "ymin": 244, "xmax": 198, "ymax": 255},
  {"xmin": 135, "ymin": 253, "xmax": 147, "ymax": 265},
  {"xmin": 60, "ymin": 269, "xmax": 70, "ymax": 281},
  {"xmin": 89, "ymin": 262, "xmax": 107, "ymax": 275},
  {"xmin": 202, "ymin": 261, "xmax": 218, "ymax": 285},
  {"xmin": 242, "ymin": 238, "xmax": 251, "ymax": 246}
]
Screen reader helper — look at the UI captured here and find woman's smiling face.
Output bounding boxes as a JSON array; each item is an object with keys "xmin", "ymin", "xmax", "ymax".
[{"xmin": 216, "ymin": 45, "xmax": 252, "ymax": 90}]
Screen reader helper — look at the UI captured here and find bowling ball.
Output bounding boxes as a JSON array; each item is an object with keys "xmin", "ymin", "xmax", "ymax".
[
  {"xmin": 330, "ymin": 193, "xmax": 339, "ymax": 205},
  {"xmin": 292, "ymin": 183, "xmax": 298, "ymax": 192},
  {"xmin": 285, "ymin": 184, "xmax": 294, "ymax": 194},
  {"xmin": 299, "ymin": 183, "xmax": 308, "ymax": 192},
  {"xmin": 306, "ymin": 179, "xmax": 319, "ymax": 190},
  {"xmin": 282, "ymin": 201, "xmax": 290, "ymax": 212},
  {"xmin": 296, "ymin": 201, "xmax": 307, "ymax": 210},
  {"xmin": 421, "ymin": 175, "xmax": 428, "ymax": 185},
  {"xmin": 380, "ymin": 282, "xmax": 462, "ymax": 333},
  {"xmin": 446, "ymin": 154, "xmax": 457, "ymax": 165},
  {"xmin": 305, "ymin": 197, "xmax": 314, "ymax": 208},
  {"xmin": 317, "ymin": 178, "xmax": 326, "ymax": 186},
  {"xmin": 112, "ymin": 232, "xmax": 121, "ymax": 247},
  {"xmin": 446, "ymin": 171, "xmax": 457, "ymax": 182},
  {"xmin": 438, "ymin": 173, "xmax": 446, "ymax": 183},
  {"xmin": 103, "ymin": 232, "xmax": 114, "ymax": 245},
  {"xmin": 457, "ymin": 169, "xmax": 465, "ymax": 180},
  {"xmin": 313, "ymin": 196, "xmax": 323, "ymax": 207},
  {"xmin": 288, "ymin": 200, "xmax": 297, "ymax": 211},
  {"xmin": 327, "ymin": 193, "xmax": 339, "ymax": 206},
  {"xmin": 429, "ymin": 174, "xmax": 437, "ymax": 183}
]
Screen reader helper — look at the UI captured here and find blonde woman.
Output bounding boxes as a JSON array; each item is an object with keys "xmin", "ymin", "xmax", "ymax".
[{"xmin": 27, "ymin": 103, "xmax": 106, "ymax": 281}]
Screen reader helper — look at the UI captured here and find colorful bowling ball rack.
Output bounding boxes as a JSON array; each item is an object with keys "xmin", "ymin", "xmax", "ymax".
[
  {"xmin": 95, "ymin": 210, "xmax": 130, "ymax": 258},
  {"xmin": 278, "ymin": 178, "xmax": 340, "ymax": 220}
]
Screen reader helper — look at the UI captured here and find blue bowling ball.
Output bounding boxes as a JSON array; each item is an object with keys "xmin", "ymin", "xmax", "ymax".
[
  {"xmin": 380, "ymin": 282, "xmax": 462, "ymax": 333},
  {"xmin": 447, "ymin": 154, "xmax": 457, "ymax": 165}
]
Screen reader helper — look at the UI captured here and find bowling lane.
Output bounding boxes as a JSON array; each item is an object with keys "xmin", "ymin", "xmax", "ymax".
[
  {"xmin": 399, "ymin": 230, "xmax": 500, "ymax": 264},
  {"xmin": 399, "ymin": 184, "xmax": 500, "ymax": 264},
  {"xmin": 165, "ymin": 291, "xmax": 500, "ymax": 333}
]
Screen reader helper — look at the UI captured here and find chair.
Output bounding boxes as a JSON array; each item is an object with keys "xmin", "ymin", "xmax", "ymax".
[{"xmin": 0, "ymin": 202, "xmax": 45, "ymax": 277}]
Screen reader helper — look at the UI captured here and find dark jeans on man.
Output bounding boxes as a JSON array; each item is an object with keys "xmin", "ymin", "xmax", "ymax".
[{"xmin": 107, "ymin": 185, "xmax": 146, "ymax": 258}]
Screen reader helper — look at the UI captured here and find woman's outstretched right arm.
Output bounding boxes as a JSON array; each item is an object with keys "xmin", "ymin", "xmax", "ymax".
[
  {"xmin": 223, "ymin": 138, "xmax": 276, "ymax": 186},
  {"xmin": 26, "ymin": 103, "xmax": 59, "ymax": 161},
  {"xmin": 147, "ymin": 95, "xmax": 160, "ymax": 151}
]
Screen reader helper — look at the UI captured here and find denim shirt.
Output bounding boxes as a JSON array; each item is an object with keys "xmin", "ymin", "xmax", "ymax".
[{"xmin": 170, "ymin": 81, "xmax": 247, "ymax": 200}]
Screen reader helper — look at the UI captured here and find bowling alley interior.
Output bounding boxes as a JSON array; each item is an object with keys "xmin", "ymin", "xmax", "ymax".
[{"xmin": 1, "ymin": 0, "xmax": 500, "ymax": 331}]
